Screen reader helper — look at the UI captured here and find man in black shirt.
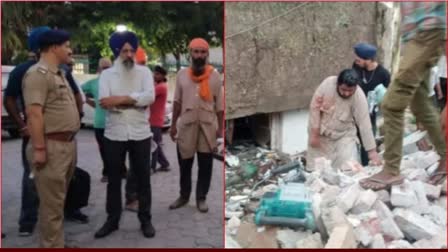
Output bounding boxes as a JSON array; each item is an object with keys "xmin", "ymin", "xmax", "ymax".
[{"xmin": 352, "ymin": 43, "xmax": 391, "ymax": 166}]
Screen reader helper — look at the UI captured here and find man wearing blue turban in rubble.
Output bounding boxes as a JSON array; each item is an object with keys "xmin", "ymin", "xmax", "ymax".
[{"xmin": 95, "ymin": 31, "xmax": 156, "ymax": 239}]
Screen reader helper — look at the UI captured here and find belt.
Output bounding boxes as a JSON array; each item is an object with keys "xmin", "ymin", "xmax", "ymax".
[{"xmin": 46, "ymin": 131, "xmax": 76, "ymax": 142}]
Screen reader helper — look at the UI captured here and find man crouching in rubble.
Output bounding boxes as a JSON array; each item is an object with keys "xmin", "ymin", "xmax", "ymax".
[{"xmin": 306, "ymin": 69, "xmax": 382, "ymax": 171}]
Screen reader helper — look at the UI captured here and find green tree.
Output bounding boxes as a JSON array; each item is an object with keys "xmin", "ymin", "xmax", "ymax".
[{"xmin": 1, "ymin": 1, "xmax": 223, "ymax": 70}]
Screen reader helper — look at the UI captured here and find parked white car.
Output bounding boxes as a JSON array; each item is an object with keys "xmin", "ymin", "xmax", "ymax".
[{"xmin": 2, "ymin": 65, "xmax": 23, "ymax": 138}]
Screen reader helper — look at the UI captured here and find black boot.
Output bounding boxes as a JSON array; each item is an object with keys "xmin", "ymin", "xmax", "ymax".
[
  {"xmin": 94, "ymin": 219, "xmax": 119, "ymax": 238},
  {"xmin": 141, "ymin": 221, "xmax": 156, "ymax": 238}
]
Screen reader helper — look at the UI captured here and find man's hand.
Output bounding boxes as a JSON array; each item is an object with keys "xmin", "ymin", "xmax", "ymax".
[
  {"xmin": 20, "ymin": 127, "xmax": 30, "ymax": 138},
  {"xmin": 100, "ymin": 96, "xmax": 125, "ymax": 109},
  {"xmin": 170, "ymin": 126, "xmax": 177, "ymax": 142},
  {"xmin": 216, "ymin": 128, "xmax": 223, "ymax": 139},
  {"xmin": 33, "ymin": 149, "xmax": 47, "ymax": 169},
  {"xmin": 309, "ymin": 133, "xmax": 321, "ymax": 148},
  {"xmin": 368, "ymin": 149, "xmax": 382, "ymax": 166},
  {"xmin": 86, "ymin": 98, "xmax": 95, "ymax": 108}
]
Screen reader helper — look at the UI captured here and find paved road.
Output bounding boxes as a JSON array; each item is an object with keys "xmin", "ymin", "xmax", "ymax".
[{"xmin": 1, "ymin": 129, "xmax": 224, "ymax": 248}]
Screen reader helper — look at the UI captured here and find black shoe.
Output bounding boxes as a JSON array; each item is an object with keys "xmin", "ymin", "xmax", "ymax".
[
  {"xmin": 169, "ymin": 197, "xmax": 189, "ymax": 210},
  {"xmin": 157, "ymin": 166, "xmax": 171, "ymax": 172},
  {"xmin": 66, "ymin": 210, "xmax": 89, "ymax": 224},
  {"xmin": 2, "ymin": 233, "xmax": 5, "ymax": 239},
  {"xmin": 197, "ymin": 200, "xmax": 209, "ymax": 213},
  {"xmin": 141, "ymin": 222, "xmax": 156, "ymax": 238},
  {"xmin": 94, "ymin": 221, "xmax": 119, "ymax": 239},
  {"xmin": 18, "ymin": 225, "xmax": 34, "ymax": 237}
]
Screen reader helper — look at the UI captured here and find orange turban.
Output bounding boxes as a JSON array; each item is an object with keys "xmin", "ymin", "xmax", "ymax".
[
  {"xmin": 189, "ymin": 38, "xmax": 209, "ymax": 50},
  {"xmin": 136, "ymin": 47, "xmax": 147, "ymax": 64}
]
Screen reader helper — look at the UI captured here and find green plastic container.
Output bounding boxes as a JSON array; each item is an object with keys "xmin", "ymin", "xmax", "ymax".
[{"xmin": 255, "ymin": 183, "xmax": 315, "ymax": 231}]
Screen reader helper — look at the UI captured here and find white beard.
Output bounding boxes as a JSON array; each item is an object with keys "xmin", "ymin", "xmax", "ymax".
[{"xmin": 114, "ymin": 58, "xmax": 137, "ymax": 86}]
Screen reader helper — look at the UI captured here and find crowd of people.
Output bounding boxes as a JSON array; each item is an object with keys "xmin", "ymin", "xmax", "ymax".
[{"xmin": 3, "ymin": 27, "xmax": 223, "ymax": 248}]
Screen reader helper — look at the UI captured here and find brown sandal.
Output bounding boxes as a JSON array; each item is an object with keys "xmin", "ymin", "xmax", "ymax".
[{"xmin": 360, "ymin": 176, "xmax": 404, "ymax": 191}]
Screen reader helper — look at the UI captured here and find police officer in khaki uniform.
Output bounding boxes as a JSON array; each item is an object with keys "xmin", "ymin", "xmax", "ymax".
[
  {"xmin": 169, "ymin": 38, "xmax": 224, "ymax": 213},
  {"xmin": 23, "ymin": 29, "xmax": 79, "ymax": 248}
]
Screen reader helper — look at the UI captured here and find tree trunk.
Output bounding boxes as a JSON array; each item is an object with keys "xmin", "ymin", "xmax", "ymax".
[
  {"xmin": 173, "ymin": 52, "xmax": 181, "ymax": 71},
  {"xmin": 160, "ymin": 53, "xmax": 167, "ymax": 68}
]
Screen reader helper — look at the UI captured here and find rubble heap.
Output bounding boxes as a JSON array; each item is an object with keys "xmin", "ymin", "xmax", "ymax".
[{"xmin": 225, "ymin": 142, "xmax": 447, "ymax": 249}]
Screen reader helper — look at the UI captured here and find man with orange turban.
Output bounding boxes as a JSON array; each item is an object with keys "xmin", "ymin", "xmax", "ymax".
[
  {"xmin": 136, "ymin": 47, "xmax": 148, "ymax": 65},
  {"xmin": 169, "ymin": 38, "xmax": 223, "ymax": 213}
]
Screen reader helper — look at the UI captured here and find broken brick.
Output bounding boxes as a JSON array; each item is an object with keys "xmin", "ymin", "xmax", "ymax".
[
  {"xmin": 320, "ymin": 202, "xmax": 351, "ymax": 238},
  {"xmin": 370, "ymin": 234, "xmax": 386, "ymax": 248},
  {"xmin": 409, "ymin": 180, "xmax": 430, "ymax": 214},
  {"xmin": 391, "ymin": 181, "xmax": 418, "ymax": 208},
  {"xmin": 416, "ymin": 151, "xmax": 440, "ymax": 170},
  {"xmin": 373, "ymin": 201, "xmax": 404, "ymax": 240},
  {"xmin": 351, "ymin": 189, "xmax": 378, "ymax": 214},
  {"xmin": 337, "ymin": 183, "xmax": 362, "ymax": 213},
  {"xmin": 236, "ymin": 222, "xmax": 278, "ymax": 248},
  {"xmin": 325, "ymin": 225, "xmax": 357, "ymax": 248},
  {"xmin": 376, "ymin": 190, "xmax": 390, "ymax": 204},
  {"xmin": 393, "ymin": 208, "xmax": 442, "ymax": 241},
  {"xmin": 276, "ymin": 229, "xmax": 309, "ymax": 249},
  {"xmin": 387, "ymin": 239, "xmax": 414, "ymax": 248},
  {"xmin": 322, "ymin": 168, "xmax": 340, "ymax": 185},
  {"xmin": 295, "ymin": 233, "xmax": 324, "ymax": 248},
  {"xmin": 423, "ymin": 182, "xmax": 442, "ymax": 200},
  {"xmin": 424, "ymin": 205, "xmax": 447, "ymax": 226},
  {"xmin": 355, "ymin": 225, "xmax": 373, "ymax": 247}
]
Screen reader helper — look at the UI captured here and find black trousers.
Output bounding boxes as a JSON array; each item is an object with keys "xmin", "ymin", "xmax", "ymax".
[
  {"xmin": 95, "ymin": 128, "xmax": 127, "ymax": 177},
  {"xmin": 151, "ymin": 127, "xmax": 170, "ymax": 170},
  {"xmin": 438, "ymin": 77, "xmax": 447, "ymax": 110},
  {"xmin": 104, "ymin": 137, "xmax": 152, "ymax": 224},
  {"xmin": 177, "ymin": 146, "xmax": 213, "ymax": 201}
]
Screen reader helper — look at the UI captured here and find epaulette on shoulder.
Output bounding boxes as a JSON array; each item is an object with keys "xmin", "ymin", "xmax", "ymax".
[{"xmin": 37, "ymin": 66, "xmax": 48, "ymax": 75}]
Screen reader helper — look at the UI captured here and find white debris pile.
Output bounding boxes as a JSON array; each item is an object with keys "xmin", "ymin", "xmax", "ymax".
[{"xmin": 225, "ymin": 146, "xmax": 447, "ymax": 248}]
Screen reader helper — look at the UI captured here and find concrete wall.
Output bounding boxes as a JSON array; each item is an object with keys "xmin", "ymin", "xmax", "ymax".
[{"xmin": 225, "ymin": 2, "xmax": 400, "ymax": 120}]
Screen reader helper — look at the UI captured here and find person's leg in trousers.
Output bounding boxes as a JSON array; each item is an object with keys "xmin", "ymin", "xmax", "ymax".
[
  {"xmin": 151, "ymin": 127, "xmax": 169, "ymax": 171},
  {"xmin": 125, "ymin": 158, "xmax": 138, "ymax": 206},
  {"xmin": 103, "ymin": 138, "xmax": 127, "ymax": 223},
  {"xmin": 29, "ymin": 140, "xmax": 76, "ymax": 248},
  {"xmin": 94, "ymin": 128, "xmax": 107, "ymax": 177},
  {"xmin": 361, "ymin": 30, "xmax": 444, "ymax": 190},
  {"xmin": 150, "ymin": 127, "xmax": 159, "ymax": 171},
  {"xmin": 19, "ymin": 136, "xmax": 39, "ymax": 233},
  {"xmin": 383, "ymin": 30, "xmax": 444, "ymax": 176},
  {"xmin": 128, "ymin": 138, "xmax": 152, "ymax": 223},
  {"xmin": 357, "ymin": 129, "xmax": 369, "ymax": 166},
  {"xmin": 440, "ymin": 77, "xmax": 447, "ymax": 110},
  {"xmin": 196, "ymin": 152, "xmax": 213, "ymax": 201},
  {"xmin": 177, "ymin": 145, "xmax": 194, "ymax": 200}
]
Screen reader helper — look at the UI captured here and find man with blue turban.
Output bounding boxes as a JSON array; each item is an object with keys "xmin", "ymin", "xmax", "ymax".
[
  {"xmin": 352, "ymin": 42, "xmax": 391, "ymax": 166},
  {"xmin": 95, "ymin": 31, "xmax": 155, "ymax": 239}
]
